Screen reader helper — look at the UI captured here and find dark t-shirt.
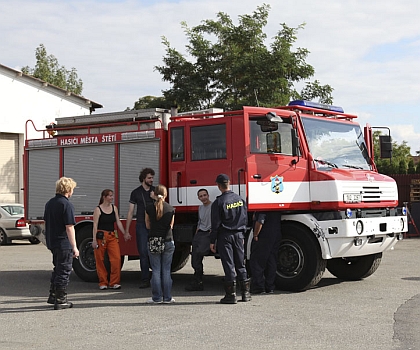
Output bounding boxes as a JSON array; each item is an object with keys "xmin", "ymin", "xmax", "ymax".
[
  {"xmin": 145, "ymin": 202, "xmax": 174, "ymax": 241},
  {"xmin": 44, "ymin": 194, "xmax": 76, "ymax": 250},
  {"xmin": 129, "ymin": 185, "xmax": 155, "ymax": 223},
  {"xmin": 210, "ymin": 190, "xmax": 247, "ymax": 244}
]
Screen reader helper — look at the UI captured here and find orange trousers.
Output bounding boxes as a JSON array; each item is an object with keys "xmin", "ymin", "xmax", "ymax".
[{"xmin": 94, "ymin": 231, "xmax": 121, "ymax": 287}]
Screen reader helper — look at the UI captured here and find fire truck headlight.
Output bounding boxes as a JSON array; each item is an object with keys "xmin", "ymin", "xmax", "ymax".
[
  {"xmin": 345, "ymin": 208, "xmax": 353, "ymax": 218},
  {"xmin": 356, "ymin": 220, "xmax": 364, "ymax": 235},
  {"xmin": 399, "ymin": 218, "xmax": 405, "ymax": 231}
]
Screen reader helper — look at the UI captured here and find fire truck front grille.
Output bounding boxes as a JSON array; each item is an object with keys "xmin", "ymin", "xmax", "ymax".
[{"xmin": 361, "ymin": 186, "xmax": 382, "ymax": 202}]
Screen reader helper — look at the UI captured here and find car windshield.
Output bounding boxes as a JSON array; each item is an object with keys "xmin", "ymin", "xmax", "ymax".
[
  {"xmin": 1, "ymin": 205, "xmax": 24, "ymax": 215},
  {"xmin": 301, "ymin": 116, "xmax": 372, "ymax": 170}
]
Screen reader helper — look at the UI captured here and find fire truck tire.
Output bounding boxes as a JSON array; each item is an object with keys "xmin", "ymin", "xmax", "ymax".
[
  {"xmin": 275, "ymin": 223, "xmax": 326, "ymax": 292},
  {"xmin": 171, "ymin": 244, "xmax": 190, "ymax": 272},
  {"xmin": 326, "ymin": 253, "xmax": 382, "ymax": 280},
  {"xmin": 73, "ymin": 225, "xmax": 98, "ymax": 282}
]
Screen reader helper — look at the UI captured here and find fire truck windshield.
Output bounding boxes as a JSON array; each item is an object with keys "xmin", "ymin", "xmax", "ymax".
[{"xmin": 301, "ymin": 116, "xmax": 372, "ymax": 170}]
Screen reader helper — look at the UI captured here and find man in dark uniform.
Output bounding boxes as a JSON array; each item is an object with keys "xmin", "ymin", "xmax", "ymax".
[
  {"xmin": 44, "ymin": 176, "xmax": 79, "ymax": 310},
  {"xmin": 125, "ymin": 168, "xmax": 155, "ymax": 288},
  {"xmin": 250, "ymin": 211, "xmax": 282, "ymax": 294},
  {"xmin": 210, "ymin": 174, "xmax": 251, "ymax": 304}
]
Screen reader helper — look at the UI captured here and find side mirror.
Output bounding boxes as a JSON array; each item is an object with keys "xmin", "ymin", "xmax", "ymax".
[
  {"xmin": 291, "ymin": 129, "xmax": 300, "ymax": 157},
  {"xmin": 379, "ymin": 135, "xmax": 392, "ymax": 159}
]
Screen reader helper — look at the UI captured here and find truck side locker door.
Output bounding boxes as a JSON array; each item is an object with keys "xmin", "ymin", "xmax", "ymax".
[
  {"xmin": 168, "ymin": 125, "xmax": 187, "ymax": 210},
  {"xmin": 184, "ymin": 118, "xmax": 232, "ymax": 207}
]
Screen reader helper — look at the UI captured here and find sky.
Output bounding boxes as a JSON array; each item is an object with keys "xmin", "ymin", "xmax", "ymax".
[{"xmin": 1, "ymin": 0, "xmax": 420, "ymax": 153}]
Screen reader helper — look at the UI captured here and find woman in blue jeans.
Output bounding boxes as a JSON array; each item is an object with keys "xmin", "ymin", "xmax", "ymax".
[{"xmin": 145, "ymin": 184, "xmax": 175, "ymax": 303}]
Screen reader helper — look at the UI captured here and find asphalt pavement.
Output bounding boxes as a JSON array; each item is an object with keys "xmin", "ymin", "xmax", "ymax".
[{"xmin": 0, "ymin": 238, "xmax": 419, "ymax": 350}]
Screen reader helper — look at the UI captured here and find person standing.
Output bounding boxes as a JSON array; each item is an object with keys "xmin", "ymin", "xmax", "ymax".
[
  {"xmin": 44, "ymin": 177, "xmax": 79, "ymax": 310},
  {"xmin": 185, "ymin": 188, "xmax": 212, "ymax": 291},
  {"xmin": 210, "ymin": 174, "xmax": 251, "ymax": 304},
  {"xmin": 92, "ymin": 189, "xmax": 126, "ymax": 290},
  {"xmin": 250, "ymin": 211, "xmax": 282, "ymax": 294},
  {"xmin": 145, "ymin": 185, "xmax": 175, "ymax": 304},
  {"xmin": 125, "ymin": 168, "xmax": 155, "ymax": 288}
]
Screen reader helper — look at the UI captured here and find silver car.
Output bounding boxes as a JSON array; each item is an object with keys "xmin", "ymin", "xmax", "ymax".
[{"xmin": 0, "ymin": 203, "xmax": 39, "ymax": 245}]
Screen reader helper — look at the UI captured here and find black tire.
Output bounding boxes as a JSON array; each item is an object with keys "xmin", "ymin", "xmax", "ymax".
[
  {"xmin": 28, "ymin": 236, "xmax": 41, "ymax": 244},
  {"xmin": 327, "ymin": 253, "xmax": 382, "ymax": 280},
  {"xmin": 276, "ymin": 223, "xmax": 326, "ymax": 292},
  {"xmin": 73, "ymin": 225, "xmax": 98, "ymax": 282},
  {"xmin": 0, "ymin": 229, "xmax": 8, "ymax": 245},
  {"xmin": 171, "ymin": 244, "xmax": 190, "ymax": 272}
]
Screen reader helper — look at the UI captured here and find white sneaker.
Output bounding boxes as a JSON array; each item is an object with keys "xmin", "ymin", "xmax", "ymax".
[
  {"xmin": 99, "ymin": 285, "xmax": 108, "ymax": 290},
  {"xmin": 163, "ymin": 298, "xmax": 175, "ymax": 304},
  {"xmin": 111, "ymin": 284, "xmax": 121, "ymax": 289},
  {"xmin": 146, "ymin": 298, "xmax": 162, "ymax": 304}
]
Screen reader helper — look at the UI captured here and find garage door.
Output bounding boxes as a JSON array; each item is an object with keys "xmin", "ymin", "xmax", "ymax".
[{"xmin": 0, "ymin": 133, "xmax": 19, "ymax": 202}]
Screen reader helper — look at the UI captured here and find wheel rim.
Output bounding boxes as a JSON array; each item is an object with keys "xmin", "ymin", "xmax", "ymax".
[
  {"xmin": 277, "ymin": 239, "xmax": 305, "ymax": 278},
  {"xmin": 78, "ymin": 237, "xmax": 96, "ymax": 271}
]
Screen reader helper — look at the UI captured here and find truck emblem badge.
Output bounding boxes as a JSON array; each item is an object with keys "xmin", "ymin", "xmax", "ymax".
[
  {"xmin": 270, "ymin": 175, "xmax": 284, "ymax": 194},
  {"xmin": 366, "ymin": 174, "xmax": 375, "ymax": 182}
]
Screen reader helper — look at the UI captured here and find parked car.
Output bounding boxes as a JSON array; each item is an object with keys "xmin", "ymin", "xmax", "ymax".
[{"xmin": 0, "ymin": 203, "xmax": 39, "ymax": 245}]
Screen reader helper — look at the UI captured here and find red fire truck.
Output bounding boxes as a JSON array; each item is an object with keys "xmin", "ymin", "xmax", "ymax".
[{"xmin": 24, "ymin": 101, "xmax": 407, "ymax": 291}]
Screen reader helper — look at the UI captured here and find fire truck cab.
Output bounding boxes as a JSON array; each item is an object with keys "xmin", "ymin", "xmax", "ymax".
[{"xmin": 24, "ymin": 101, "xmax": 407, "ymax": 291}]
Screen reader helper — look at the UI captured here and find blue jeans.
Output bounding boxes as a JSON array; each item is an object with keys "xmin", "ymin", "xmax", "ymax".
[
  {"xmin": 148, "ymin": 241, "xmax": 175, "ymax": 302},
  {"xmin": 136, "ymin": 222, "xmax": 150, "ymax": 282}
]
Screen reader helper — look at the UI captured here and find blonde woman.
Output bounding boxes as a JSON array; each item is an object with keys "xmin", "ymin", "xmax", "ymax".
[
  {"xmin": 92, "ymin": 189, "xmax": 125, "ymax": 290},
  {"xmin": 145, "ymin": 184, "xmax": 175, "ymax": 304}
]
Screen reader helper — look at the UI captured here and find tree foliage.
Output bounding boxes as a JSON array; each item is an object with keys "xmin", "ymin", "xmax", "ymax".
[
  {"xmin": 152, "ymin": 4, "xmax": 333, "ymax": 112},
  {"xmin": 22, "ymin": 44, "xmax": 83, "ymax": 95},
  {"xmin": 373, "ymin": 131, "xmax": 412, "ymax": 174}
]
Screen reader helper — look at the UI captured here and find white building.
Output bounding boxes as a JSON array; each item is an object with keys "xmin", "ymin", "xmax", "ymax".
[{"xmin": 0, "ymin": 63, "xmax": 102, "ymax": 203}]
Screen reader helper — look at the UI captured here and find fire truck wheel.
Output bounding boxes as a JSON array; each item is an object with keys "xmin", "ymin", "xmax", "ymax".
[
  {"xmin": 275, "ymin": 223, "xmax": 326, "ymax": 292},
  {"xmin": 72, "ymin": 225, "xmax": 98, "ymax": 282},
  {"xmin": 171, "ymin": 244, "xmax": 190, "ymax": 272},
  {"xmin": 326, "ymin": 253, "xmax": 382, "ymax": 280}
]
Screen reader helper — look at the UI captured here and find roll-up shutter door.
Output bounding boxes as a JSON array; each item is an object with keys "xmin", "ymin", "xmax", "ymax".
[
  {"xmin": 119, "ymin": 140, "xmax": 160, "ymax": 218},
  {"xmin": 0, "ymin": 133, "xmax": 19, "ymax": 203},
  {"xmin": 27, "ymin": 148, "xmax": 60, "ymax": 219},
  {"xmin": 63, "ymin": 144, "xmax": 115, "ymax": 215}
]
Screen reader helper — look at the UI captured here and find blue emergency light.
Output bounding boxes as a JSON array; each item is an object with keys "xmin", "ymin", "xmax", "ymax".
[{"xmin": 288, "ymin": 100, "xmax": 344, "ymax": 113}]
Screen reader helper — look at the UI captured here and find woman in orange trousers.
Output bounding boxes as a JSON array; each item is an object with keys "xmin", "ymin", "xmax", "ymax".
[{"xmin": 92, "ymin": 189, "xmax": 125, "ymax": 290}]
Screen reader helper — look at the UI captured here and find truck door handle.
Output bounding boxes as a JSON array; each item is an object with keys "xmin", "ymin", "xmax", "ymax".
[
  {"xmin": 177, "ymin": 172, "xmax": 182, "ymax": 204},
  {"xmin": 253, "ymin": 174, "xmax": 261, "ymax": 179},
  {"xmin": 190, "ymin": 180, "xmax": 197, "ymax": 184}
]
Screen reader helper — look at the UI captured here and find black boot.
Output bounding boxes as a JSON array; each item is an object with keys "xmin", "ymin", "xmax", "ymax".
[
  {"xmin": 185, "ymin": 272, "xmax": 204, "ymax": 291},
  {"xmin": 47, "ymin": 283, "xmax": 55, "ymax": 304},
  {"xmin": 239, "ymin": 278, "xmax": 252, "ymax": 302},
  {"xmin": 54, "ymin": 288, "xmax": 73, "ymax": 310},
  {"xmin": 220, "ymin": 281, "xmax": 237, "ymax": 304}
]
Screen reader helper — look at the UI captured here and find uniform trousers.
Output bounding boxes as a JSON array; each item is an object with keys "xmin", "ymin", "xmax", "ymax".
[
  {"xmin": 94, "ymin": 231, "xmax": 121, "ymax": 287},
  {"xmin": 191, "ymin": 230, "xmax": 211, "ymax": 274},
  {"xmin": 216, "ymin": 231, "xmax": 247, "ymax": 282},
  {"xmin": 50, "ymin": 248, "xmax": 73, "ymax": 289}
]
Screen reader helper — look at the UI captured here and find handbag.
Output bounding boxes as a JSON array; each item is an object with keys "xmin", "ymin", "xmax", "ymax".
[{"xmin": 148, "ymin": 236, "xmax": 165, "ymax": 254}]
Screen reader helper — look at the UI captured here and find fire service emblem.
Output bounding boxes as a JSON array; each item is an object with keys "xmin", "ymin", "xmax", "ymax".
[{"xmin": 270, "ymin": 175, "xmax": 284, "ymax": 194}]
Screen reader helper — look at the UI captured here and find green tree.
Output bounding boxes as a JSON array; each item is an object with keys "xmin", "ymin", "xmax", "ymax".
[
  {"xmin": 407, "ymin": 159, "xmax": 416, "ymax": 174},
  {"xmin": 22, "ymin": 44, "xmax": 83, "ymax": 95},
  {"xmin": 154, "ymin": 4, "xmax": 333, "ymax": 112},
  {"xmin": 373, "ymin": 131, "xmax": 411, "ymax": 174},
  {"xmin": 133, "ymin": 96, "xmax": 173, "ymax": 110}
]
